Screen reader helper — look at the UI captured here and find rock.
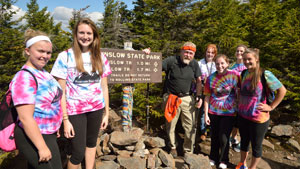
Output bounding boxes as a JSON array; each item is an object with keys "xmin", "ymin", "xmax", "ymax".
[
  {"xmin": 262, "ymin": 139, "xmax": 275, "ymax": 150},
  {"xmin": 155, "ymin": 154, "xmax": 163, "ymax": 168},
  {"xmin": 135, "ymin": 139, "xmax": 146, "ymax": 151},
  {"xmin": 110, "ymin": 128, "xmax": 144, "ymax": 146},
  {"xmin": 96, "ymin": 160, "xmax": 120, "ymax": 169},
  {"xmin": 271, "ymin": 125, "xmax": 293, "ymax": 136},
  {"xmin": 257, "ymin": 158, "xmax": 272, "ymax": 169},
  {"xmin": 147, "ymin": 154, "xmax": 156, "ymax": 169},
  {"xmin": 117, "ymin": 156, "xmax": 146, "ymax": 169},
  {"xmin": 158, "ymin": 150, "xmax": 175, "ymax": 168},
  {"xmin": 133, "ymin": 149, "xmax": 149, "ymax": 158},
  {"xmin": 184, "ymin": 153, "xmax": 212, "ymax": 169},
  {"xmin": 286, "ymin": 155, "xmax": 298, "ymax": 161},
  {"xmin": 149, "ymin": 148, "xmax": 162, "ymax": 156},
  {"xmin": 144, "ymin": 136, "xmax": 166, "ymax": 148},
  {"xmin": 288, "ymin": 139, "xmax": 300, "ymax": 152},
  {"xmin": 125, "ymin": 145, "xmax": 135, "ymax": 151},
  {"xmin": 108, "ymin": 142, "xmax": 118, "ymax": 154},
  {"xmin": 116, "ymin": 150, "xmax": 132, "ymax": 157},
  {"xmin": 99, "ymin": 155, "xmax": 117, "ymax": 161},
  {"xmin": 102, "ymin": 133, "xmax": 111, "ymax": 155},
  {"xmin": 109, "ymin": 108, "xmax": 121, "ymax": 122},
  {"xmin": 96, "ymin": 137, "xmax": 103, "ymax": 157}
]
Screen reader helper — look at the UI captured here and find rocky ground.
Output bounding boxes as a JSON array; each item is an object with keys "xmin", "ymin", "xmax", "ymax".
[{"xmin": 0, "ymin": 109, "xmax": 300, "ymax": 169}]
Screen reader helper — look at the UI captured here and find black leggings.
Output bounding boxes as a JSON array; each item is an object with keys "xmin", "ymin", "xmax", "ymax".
[
  {"xmin": 14, "ymin": 124, "xmax": 62, "ymax": 169},
  {"xmin": 69, "ymin": 109, "xmax": 103, "ymax": 165},
  {"xmin": 238, "ymin": 116, "xmax": 269, "ymax": 158},
  {"xmin": 209, "ymin": 114, "xmax": 235, "ymax": 163}
]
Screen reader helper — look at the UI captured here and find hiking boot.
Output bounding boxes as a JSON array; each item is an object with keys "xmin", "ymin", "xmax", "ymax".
[
  {"xmin": 170, "ymin": 149, "xmax": 177, "ymax": 158},
  {"xmin": 219, "ymin": 162, "xmax": 227, "ymax": 169},
  {"xmin": 209, "ymin": 160, "xmax": 216, "ymax": 166},
  {"xmin": 235, "ymin": 162, "xmax": 248, "ymax": 169}
]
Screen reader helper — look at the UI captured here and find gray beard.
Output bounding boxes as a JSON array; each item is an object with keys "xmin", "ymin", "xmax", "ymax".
[{"xmin": 183, "ymin": 59, "xmax": 190, "ymax": 65}]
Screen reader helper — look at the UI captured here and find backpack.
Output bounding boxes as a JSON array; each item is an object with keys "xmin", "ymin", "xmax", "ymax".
[
  {"xmin": 0, "ymin": 69, "xmax": 38, "ymax": 152},
  {"xmin": 241, "ymin": 69, "xmax": 275, "ymax": 104}
]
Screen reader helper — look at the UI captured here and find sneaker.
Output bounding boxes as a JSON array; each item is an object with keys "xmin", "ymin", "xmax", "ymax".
[
  {"xmin": 233, "ymin": 142, "xmax": 241, "ymax": 152},
  {"xmin": 235, "ymin": 162, "xmax": 248, "ymax": 169},
  {"xmin": 170, "ymin": 148, "xmax": 177, "ymax": 158},
  {"xmin": 219, "ymin": 162, "xmax": 227, "ymax": 169},
  {"xmin": 209, "ymin": 160, "xmax": 216, "ymax": 166}
]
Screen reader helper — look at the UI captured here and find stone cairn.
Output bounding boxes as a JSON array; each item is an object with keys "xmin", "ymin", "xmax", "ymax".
[
  {"xmin": 95, "ymin": 127, "xmax": 211, "ymax": 169},
  {"xmin": 93, "ymin": 109, "xmax": 212, "ymax": 169}
]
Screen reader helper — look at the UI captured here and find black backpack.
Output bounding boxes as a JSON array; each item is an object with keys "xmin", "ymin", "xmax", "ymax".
[{"xmin": 241, "ymin": 69, "xmax": 275, "ymax": 104}]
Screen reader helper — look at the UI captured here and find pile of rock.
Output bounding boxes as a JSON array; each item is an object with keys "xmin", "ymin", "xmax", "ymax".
[{"xmin": 94, "ymin": 127, "xmax": 211, "ymax": 169}]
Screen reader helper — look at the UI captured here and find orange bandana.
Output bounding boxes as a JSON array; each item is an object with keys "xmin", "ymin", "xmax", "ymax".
[{"xmin": 181, "ymin": 46, "xmax": 196, "ymax": 52}]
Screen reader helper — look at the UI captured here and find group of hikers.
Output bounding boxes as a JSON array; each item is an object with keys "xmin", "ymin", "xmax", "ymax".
[
  {"xmin": 158, "ymin": 41, "xmax": 286, "ymax": 169},
  {"xmin": 9, "ymin": 17, "xmax": 286, "ymax": 169}
]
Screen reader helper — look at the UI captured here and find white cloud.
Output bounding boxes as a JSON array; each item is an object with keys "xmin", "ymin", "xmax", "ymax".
[
  {"xmin": 10, "ymin": 5, "xmax": 103, "ymax": 32},
  {"xmin": 88, "ymin": 12, "xmax": 104, "ymax": 23},
  {"xmin": 11, "ymin": 5, "xmax": 26, "ymax": 25},
  {"xmin": 52, "ymin": 6, "xmax": 73, "ymax": 31}
]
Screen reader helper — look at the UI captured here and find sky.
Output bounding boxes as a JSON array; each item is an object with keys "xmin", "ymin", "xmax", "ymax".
[{"xmin": 12, "ymin": 0, "xmax": 135, "ymax": 31}]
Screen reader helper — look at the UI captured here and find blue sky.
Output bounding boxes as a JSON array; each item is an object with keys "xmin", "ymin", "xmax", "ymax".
[
  {"xmin": 13, "ymin": 0, "xmax": 135, "ymax": 31},
  {"xmin": 15, "ymin": 0, "xmax": 135, "ymax": 13}
]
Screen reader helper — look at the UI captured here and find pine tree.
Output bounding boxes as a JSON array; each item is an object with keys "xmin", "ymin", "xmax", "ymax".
[
  {"xmin": 0, "ymin": 0, "xmax": 24, "ymax": 96},
  {"xmin": 100, "ymin": 0, "xmax": 132, "ymax": 48}
]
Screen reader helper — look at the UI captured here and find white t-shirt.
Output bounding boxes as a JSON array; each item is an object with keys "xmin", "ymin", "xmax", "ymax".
[
  {"xmin": 198, "ymin": 58, "xmax": 216, "ymax": 80},
  {"xmin": 51, "ymin": 48, "xmax": 112, "ymax": 115}
]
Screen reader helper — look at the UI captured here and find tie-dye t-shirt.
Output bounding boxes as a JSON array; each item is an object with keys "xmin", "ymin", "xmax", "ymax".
[
  {"xmin": 51, "ymin": 48, "xmax": 112, "ymax": 115},
  {"xmin": 198, "ymin": 58, "xmax": 216, "ymax": 81},
  {"xmin": 204, "ymin": 70, "xmax": 240, "ymax": 116},
  {"xmin": 10, "ymin": 65, "xmax": 63, "ymax": 134},
  {"xmin": 238, "ymin": 70, "xmax": 283, "ymax": 123},
  {"xmin": 230, "ymin": 63, "xmax": 246, "ymax": 74}
]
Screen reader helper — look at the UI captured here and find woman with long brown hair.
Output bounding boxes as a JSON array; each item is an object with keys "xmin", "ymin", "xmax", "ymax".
[
  {"xmin": 51, "ymin": 18, "xmax": 111, "ymax": 169},
  {"xmin": 236, "ymin": 48, "xmax": 286, "ymax": 169}
]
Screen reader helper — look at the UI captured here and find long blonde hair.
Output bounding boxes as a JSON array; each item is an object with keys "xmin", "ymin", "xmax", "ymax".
[
  {"xmin": 72, "ymin": 18, "xmax": 103, "ymax": 75},
  {"xmin": 243, "ymin": 48, "xmax": 262, "ymax": 90}
]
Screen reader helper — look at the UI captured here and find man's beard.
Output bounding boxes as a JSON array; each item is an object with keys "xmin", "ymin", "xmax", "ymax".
[{"xmin": 183, "ymin": 59, "xmax": 190, "ymax": 65}]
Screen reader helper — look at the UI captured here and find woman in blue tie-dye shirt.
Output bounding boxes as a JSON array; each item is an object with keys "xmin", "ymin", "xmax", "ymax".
[{"xmin": 204, "ymin": 54, "xmax": 240, "ymax": 169}]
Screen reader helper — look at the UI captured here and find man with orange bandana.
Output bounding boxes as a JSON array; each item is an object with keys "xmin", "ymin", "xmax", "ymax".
[{"xmin": 162, "ymin": 42, "xmax": 202, "ymax": 157}]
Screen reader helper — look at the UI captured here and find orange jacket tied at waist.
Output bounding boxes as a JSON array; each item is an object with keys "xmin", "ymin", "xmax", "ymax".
[{"xmin": 164, "ymin": 94, "xmax": 182, "ymax": 122}]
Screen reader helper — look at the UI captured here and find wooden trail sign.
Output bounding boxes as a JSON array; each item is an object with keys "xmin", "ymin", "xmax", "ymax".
[{"xmin": 101, "ymin": 48, "xmax": 162, "ymax": 84}]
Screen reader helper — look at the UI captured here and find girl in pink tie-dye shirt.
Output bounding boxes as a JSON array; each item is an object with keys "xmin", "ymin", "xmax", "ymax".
[
  {"xmin": 236, "ymin": 48, "xmax": 286, "ymax": 169},
  {"xmin": 51, "ymin": 18, "xmax": 111, "ymax": 169},
  {"xmin": 12, "ymin": 29, "xmax": 63, "ymax": 169}
]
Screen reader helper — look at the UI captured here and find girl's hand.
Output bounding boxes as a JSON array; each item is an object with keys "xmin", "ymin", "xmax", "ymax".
[
  {"xmin": 38, "ymin": 146, "xmax": 52, "ymax": 162},
  {"xmin": 63, "ymin": 120, "xmax": 75, "ymax": 138},
  {"xmin": 142, "ymin": 48, "xmax": 151, "ymax": 54},
  {"xmin": 100, "ymin": 114, "xmax": 109, "ymax": 130},
  {"xmin": 196, "ymin": 98, "xmax": 203, "ymax": 108},
  {"xmin": 204, "ymin": 114, "xmax": 210, "ymax": 125},
  {"xmin": 257, "ymin": 103, "xmax": 273, "ymax": 112}
]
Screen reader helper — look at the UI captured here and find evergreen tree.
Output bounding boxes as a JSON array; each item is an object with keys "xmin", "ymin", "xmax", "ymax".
[
  {"xmin": 191, "ymin": 0, "xmax": 248, "ymax": 59},
  {"xmin": 100, "ymin": 0, "xmax": 132, "ymax": 48},
  {"xmin": 21, "ymin": 0, "xmax": 71, "ymax": 71},
  {"xmin": 0, "ymin": 0, "xmax": 24, "ymax": 96}
]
